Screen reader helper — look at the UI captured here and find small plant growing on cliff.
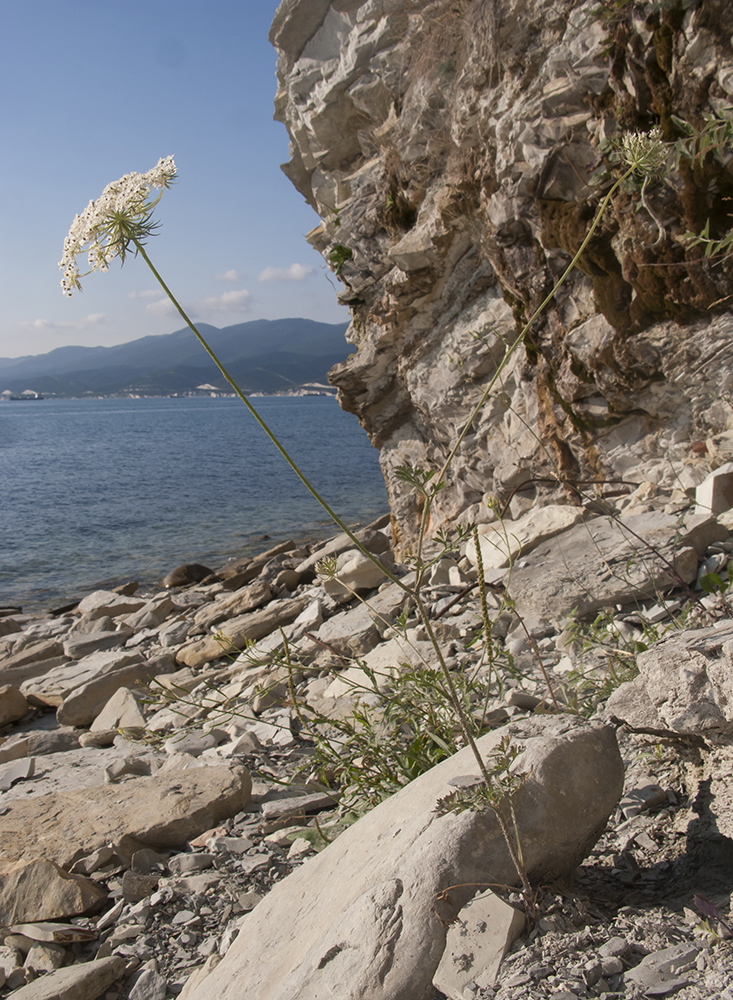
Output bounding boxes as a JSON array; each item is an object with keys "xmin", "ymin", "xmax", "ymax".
[{"xmin": 327, "ymin": 242, "xmax": 353, "ymax": 275}]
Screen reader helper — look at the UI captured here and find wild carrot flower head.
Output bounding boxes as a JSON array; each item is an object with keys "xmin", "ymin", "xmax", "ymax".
[
  {"xmin": 618, "ymin": 127, "xmax": 668, "ymax": 175},
  {"xmin": 59, "ymin": 156, "xmax": 176, "ymax": 295}
]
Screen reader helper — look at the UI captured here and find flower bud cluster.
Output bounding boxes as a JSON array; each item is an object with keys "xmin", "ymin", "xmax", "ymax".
[
  {"xmin": 619, "ymin": 127, "xmax": 668, "ymax": 176},
  {"xmin": 59, "ymin": 156, "xmax": 176, "ymax": 295}
]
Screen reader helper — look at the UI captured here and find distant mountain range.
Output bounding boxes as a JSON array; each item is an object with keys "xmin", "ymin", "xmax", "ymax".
[{"xmin": 0, "ymin": 318, "xmax": 352, "ymax": 397}]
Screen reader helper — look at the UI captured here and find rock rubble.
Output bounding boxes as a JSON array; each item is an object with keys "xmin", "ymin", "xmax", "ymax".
[{"xmin": 0, "ymin": 486, "xmax": 732, "ymax": 998}]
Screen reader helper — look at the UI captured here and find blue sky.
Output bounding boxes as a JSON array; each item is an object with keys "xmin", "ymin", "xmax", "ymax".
[{"xmin": 0, "ymin": 0, "xmax": 349, "ymax": 360}]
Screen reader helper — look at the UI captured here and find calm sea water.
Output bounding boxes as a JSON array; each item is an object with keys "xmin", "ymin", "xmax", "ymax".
[{"xmin": 1, "ymin": 397, "xmax": 389, "ymax": 611}]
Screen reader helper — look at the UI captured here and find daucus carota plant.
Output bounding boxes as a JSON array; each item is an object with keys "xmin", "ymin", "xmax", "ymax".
[{"xmin": 59, "ymin": 130, "xmax": 669, "ymax": 916}]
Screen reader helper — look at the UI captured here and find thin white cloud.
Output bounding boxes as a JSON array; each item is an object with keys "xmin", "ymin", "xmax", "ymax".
[
  {"xmin": 215, "ymin": 269, "xmax": 240, "ymax": 282},
  {"xmin": 257, "ymin": 263, "xmax": 314, "ymax": 283},
  {"xmin": 20, "ymin": 314, "xmax": 108, "ymax": 333},
  {"xmin": 143, "ymin": 288, "xmax": 251, "ymax": 320},
  {"xmin": 198, "ymin": 289, "xmax": 251, "ymax": 313},
  {"xmin": 146, "ymin": 298, "xmax": 179, "ymax": 319},
  {"xmin": 127, "ymin": 289, "xmax": 161, "ymax": 300}
]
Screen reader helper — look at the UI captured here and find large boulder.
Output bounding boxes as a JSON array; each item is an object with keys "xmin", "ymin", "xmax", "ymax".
[
  {"xmin": 634, "ymin": 620, "xmax": 733, "ymax": 742},
  {"xmin": 185, "ymin": 716, "xmax": 622, "ymax": 1000}
]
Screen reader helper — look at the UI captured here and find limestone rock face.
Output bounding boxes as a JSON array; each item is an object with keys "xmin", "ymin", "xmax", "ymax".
[
  {"xmin": 271, "ymin": 0, "xmax": 733, "ymax": 555},
  {"xmin": 186, "ymin": 716, "xmax": 622, "ymax": 1000}
]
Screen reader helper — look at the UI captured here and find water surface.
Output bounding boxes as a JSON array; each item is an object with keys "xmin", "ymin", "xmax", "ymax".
[{"xmin": 1, "ymin": 396, "xmax": 388, "ymax": 610}]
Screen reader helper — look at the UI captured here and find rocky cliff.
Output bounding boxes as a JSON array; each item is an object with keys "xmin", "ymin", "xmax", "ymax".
[{"xmin": 270, "ymin": 0, "xmax": 733, "ymax": 554}]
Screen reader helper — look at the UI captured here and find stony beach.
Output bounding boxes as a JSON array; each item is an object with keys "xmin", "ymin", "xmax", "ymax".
[{"xmin": 2, "ymin": 470, "xmax": 733, "ymax": 1000}]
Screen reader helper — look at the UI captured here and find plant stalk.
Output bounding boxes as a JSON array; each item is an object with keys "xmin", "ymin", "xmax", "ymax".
[{"xmin": 132, "ymin": 237, "xmax": 410, "ymax": 597}]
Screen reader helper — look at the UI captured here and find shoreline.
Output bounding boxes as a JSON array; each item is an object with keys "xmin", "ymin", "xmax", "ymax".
[
  {"xmin": 3, "ymin": 510, "xmax": 391, "ymax": 619},
  {"xmin": 4, "ymin": 395, "xmax": 389, "ymax": 617}
]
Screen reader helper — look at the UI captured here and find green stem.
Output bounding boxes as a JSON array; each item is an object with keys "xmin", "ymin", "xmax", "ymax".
[
  {"xmin": 414, "ymin": 593, "xmax": 532, "ymax": 901},
  {"xmin": 132, "ymin": 237, "xmax": 410, "ymax": 596}
]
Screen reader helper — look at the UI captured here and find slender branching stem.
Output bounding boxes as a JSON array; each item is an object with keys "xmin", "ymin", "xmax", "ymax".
[
  {"xmin": 133, "ymin": 237, "xmax": 412, "ymax": 597},
  {"xmin": 414, "ymin": 592, "xmax": 532, "ymax": 904},
  {"xmin": 414, "ymin": 166, "xmax": 636, "ymax": 563}
]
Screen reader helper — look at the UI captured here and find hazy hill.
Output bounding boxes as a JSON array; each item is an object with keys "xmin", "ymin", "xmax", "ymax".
[{"xmin": 0, "ymin": 319, "xmax": 352, "ymax": 396}]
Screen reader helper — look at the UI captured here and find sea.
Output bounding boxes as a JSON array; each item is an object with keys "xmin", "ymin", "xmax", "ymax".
[{"xmin": 1, "ymin": 396, "xmax": 389, "ymax": 612}]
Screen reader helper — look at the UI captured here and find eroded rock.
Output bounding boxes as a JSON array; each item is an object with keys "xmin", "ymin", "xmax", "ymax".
[
  {"xmin": 0, "ymin": 858, "xmax": 106, "ymax": 924},
  {"xmin": 0, "ymin": 763, "xmax": 252, "ymax": 867},
  {"xmin": 185, "ymin": 716, "xmax": 622, "ymax": 1000}
]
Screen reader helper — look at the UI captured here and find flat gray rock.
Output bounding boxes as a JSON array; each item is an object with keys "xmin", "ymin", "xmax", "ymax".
[
  {"xmin": 8, "ymin": 954, "xmax": 125, "ymax": 1000},
  {"xmin": 0, "ymin": 763, "xmax": 252, "ymax": 868},
  {"xmin": 0, "ymin": 745, "xmax": 165, "ymax": 804},
  {"xmin": 509, "ymin": 511, "xmax": 725, "ymax": 620}
]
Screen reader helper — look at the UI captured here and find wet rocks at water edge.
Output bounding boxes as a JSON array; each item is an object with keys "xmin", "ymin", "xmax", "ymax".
[{"xmin": 1, "ymin": 486, "xmax": 733, "ymax": 999}]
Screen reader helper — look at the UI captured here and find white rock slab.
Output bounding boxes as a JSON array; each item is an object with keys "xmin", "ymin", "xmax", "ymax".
[
  {"xmin": 320, "ymin": 549, "xmax": 388, "ymax": 601},
  {"xmin": 0, "ymin": 640, "xmax": 68, "ymax": 688},
  {"xmin": 509, "ymin": 510, "xmax": 726, "ymax": 620},
  {"xmin": 57, "ymin": 651, "xmax": 174, "ymax": 727},
  {"xmin": 7, "ymin": 954, "xmax": 126, "ymax": 1000},
  {"xmin": 466, "ymin": 504, "xmax": 586, "ymax": 571},
  {"xmin": 696, "ymin": 461, "xmax": 733, "ymax": 516},
  {"xmin": 433, "ymin": 890, "xmax": 526, "ymax": 997},
  {"xmin": 20, "ymin": 650, "xmax": 144, "ymax": 707},
  {"xmin": 62, "ymin": 629, "xmax": 132, "ymax": 660},
  {"xmin": 75, "ymin": 590, "xmax": 147, "ymax": 620}
]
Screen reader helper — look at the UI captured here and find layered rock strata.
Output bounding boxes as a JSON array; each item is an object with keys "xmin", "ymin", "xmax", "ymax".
[{"xmin": 270, "ymin": 0, "xmax": 733, "ymax": 555}]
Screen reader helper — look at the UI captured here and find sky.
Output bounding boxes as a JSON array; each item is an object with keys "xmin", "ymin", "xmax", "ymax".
[{"xmin": 0, "ymin": 0, "xmax": 350, "ymax": 360}]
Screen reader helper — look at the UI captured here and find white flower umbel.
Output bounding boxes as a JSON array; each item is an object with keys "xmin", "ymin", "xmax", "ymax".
[
  {"xmin": 59, "ymin": 155, "xmax": 176, "ymax": 295},
  {"xmin": 619, "ymin": 127, "xmax": 668, "ymax": 176}
]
